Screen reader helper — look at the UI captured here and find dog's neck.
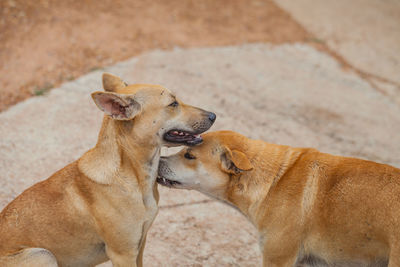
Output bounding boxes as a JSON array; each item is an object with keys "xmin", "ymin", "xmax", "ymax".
[
  {"xmin": 224, "ymin": 142, "xmax": 305, "ymax": 228},
  {"xmin": 78, "ymin": 116, "xmax": 161, "ymax": 188}
]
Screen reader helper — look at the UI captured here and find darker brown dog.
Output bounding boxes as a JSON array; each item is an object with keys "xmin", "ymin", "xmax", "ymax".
[
  {"xmin": 0, "ymin": 73, "xmax": 216, "ymax": 267},
  {"xmin": 158, "ymin": 130, "xmax": 400, "ymax": 267}
]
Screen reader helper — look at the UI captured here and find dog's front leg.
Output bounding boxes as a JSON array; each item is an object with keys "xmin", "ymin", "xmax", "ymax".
[
  {"xmin": 262, "ymin": 238, "xmax": 300, "ymax": 267},
  {"xmin": 106, "ymin": 246, "xmax": 139, "ymax": 267},
  {"xmin": 136, "ymin": 233, "xmax": 150, "ymax": 267},
  {"xmin": 263, "ymin": 252, "xmax": 299, "ymax": 267},
  {"xmin": 263, "ymin": 257, "xmax": 297, "ymax": 267}
]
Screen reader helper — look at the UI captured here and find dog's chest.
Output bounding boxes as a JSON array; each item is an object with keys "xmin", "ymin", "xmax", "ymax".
[
  {"xmin": 143, "ymin": 191, "xmax": 158, "ymax": 223},
  {"xmin": 142, "ymin": 152, "xmax": 160, "ymax": 218},
  {"xmin": 138, "ymin": 174, "xmax": 159, "ymax": 242},
  {"xmin": 142, "ymin": 174, "xmax": 158, "ymax": 215}
]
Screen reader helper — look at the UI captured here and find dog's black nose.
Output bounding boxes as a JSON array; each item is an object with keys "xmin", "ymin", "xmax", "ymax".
[{"xmin": 208, "ymin": 112, "xmax": 216, "ymax": 122}]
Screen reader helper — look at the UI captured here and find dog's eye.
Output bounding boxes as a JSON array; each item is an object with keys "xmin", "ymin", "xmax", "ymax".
[
  {"xmin": 184, "ymin": 152, "xmax": 196, "ymax": 160},
  {"xmin": 169, "ymin": 101, "xmax": 179, "ymax": 107}
]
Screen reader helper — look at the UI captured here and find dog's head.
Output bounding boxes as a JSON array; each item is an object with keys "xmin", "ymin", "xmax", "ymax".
[
  {"xmin": 91, "ymin": 73, "xmax": 216, "ymax": 146},
  {"xmin": 157, "ymin": 131, "xmax": 253, "ymax": 198}
]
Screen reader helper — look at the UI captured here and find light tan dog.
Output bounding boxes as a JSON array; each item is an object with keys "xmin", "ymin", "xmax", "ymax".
[
  {"xmin": 157, "ymin": 130, "xmax": 400, "ymax": 267},
  {"xmin": 0, "ymin": 73, "xmax": 216, "ymax": 267}
]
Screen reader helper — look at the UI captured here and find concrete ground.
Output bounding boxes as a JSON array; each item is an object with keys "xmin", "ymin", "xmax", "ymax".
[
  {"xmin": 276, "ymin": 0, "xmax": 400, "ymax": 101},
  {"xmin": 0, "ymin": 0, "xmax": 308, "ymax": 112},
  {"xmin": 1, "ymin": 43, "xmax": 400, "ymax": 266}
]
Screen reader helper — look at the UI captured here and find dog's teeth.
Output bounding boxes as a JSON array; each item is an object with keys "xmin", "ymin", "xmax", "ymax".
[
  {"xmin": 163, "ymin": 178, "xmax": 166, "ymax": 183},
  {"xmin": 172, "ymin": 131, "xmax": 179, "ymax": 135},
  {"xmin": 179, "ymin": 132, "xmax": 184, "ymax": 136}
]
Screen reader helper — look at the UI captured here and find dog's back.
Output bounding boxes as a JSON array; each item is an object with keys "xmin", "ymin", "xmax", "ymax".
[
  {"xmin": 0, "ymin": 162, "xmax": 107, "ymax": 266},
  {"xmin": 262, "ymin": 148, "xmax": 400, "ymax": 265}
]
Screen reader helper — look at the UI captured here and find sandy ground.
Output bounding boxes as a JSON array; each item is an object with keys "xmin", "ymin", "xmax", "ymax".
[
  {"xmin": 1, "ymin": 44, "xmax": 400, "ymax": 266},
  {"xmin": 0, "ymin": 0, "xmax": 311, "ymax": 112},
  {"xmin": 2, "ymin": 0, "xmax": 398, "ymax": 113}
]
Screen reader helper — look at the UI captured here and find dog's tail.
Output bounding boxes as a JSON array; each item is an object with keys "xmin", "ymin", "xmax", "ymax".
[{"xmin": 0, "ymin": 248, "xmax": 58, "ymax": 267}]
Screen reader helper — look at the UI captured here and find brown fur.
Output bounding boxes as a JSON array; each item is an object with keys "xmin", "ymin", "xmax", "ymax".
[
  {"xmin": 0, "ymin": 73, "xmax": 215, "ymax": 267},
  {"xmin": 158, "ymin": 131, "xmax": 400, "ymax": 267}
]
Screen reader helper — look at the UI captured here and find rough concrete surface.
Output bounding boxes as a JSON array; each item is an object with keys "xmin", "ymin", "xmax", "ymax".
[
  {"xmin": 0, "ymin": 0, "xmax": 309, "ymax": 112},
  {"xmin": 275, "ymin": 0, "xmax": 400, "ymax": 85},
  {"xmin": 1, "ymin": 44, "xmax": 400, "ymax": 266}
]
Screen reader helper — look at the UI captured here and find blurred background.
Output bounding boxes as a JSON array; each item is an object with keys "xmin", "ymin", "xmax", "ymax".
[{"xmin": 0, "ymin": 0, "xmax": 399, "ymax": 266}]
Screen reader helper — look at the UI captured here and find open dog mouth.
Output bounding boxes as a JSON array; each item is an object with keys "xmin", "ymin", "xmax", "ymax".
[
  {"xmin": 156, "ymin": 176, "xmax": 182, "ymax": 187},
  {"xmin": 163, "ymin": 129, "xmax": 203, "ymax": 146}
]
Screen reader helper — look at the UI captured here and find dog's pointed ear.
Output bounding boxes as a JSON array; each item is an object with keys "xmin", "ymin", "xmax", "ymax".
[
  {"xmin": 102, "ymin": 73, "xmax": 127, "ymax": 92},
  {"xmin": 220, "ymin": 146, "xmax": 253, "ymax": 174},
  {"xmin": 91, "ymin": 91, "xmax": 141, "ymax": 120}
]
